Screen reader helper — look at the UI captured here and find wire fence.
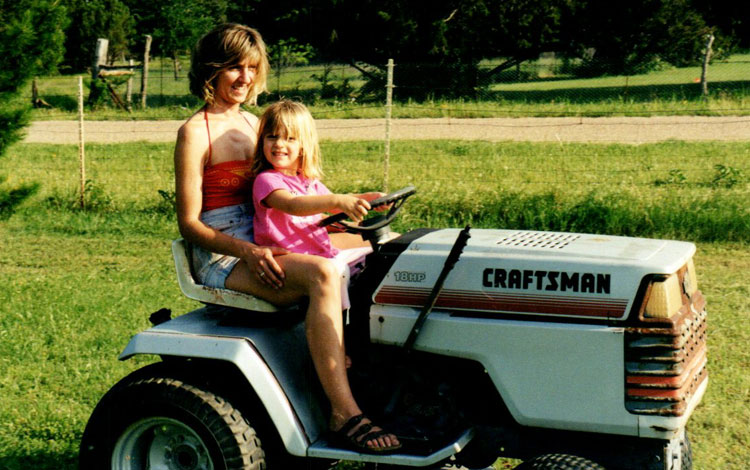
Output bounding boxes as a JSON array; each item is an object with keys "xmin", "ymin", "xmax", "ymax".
[
  {"xmin": 27, "ymin": 53, "xmax": 750, "ymax": 118},
  {"xmin": 13, "ymin": 133, "xmax": 750, "ymax": 215},
  {"xmin": 15, "ymin": 55, "xmax": 750, "ymax": 211}
]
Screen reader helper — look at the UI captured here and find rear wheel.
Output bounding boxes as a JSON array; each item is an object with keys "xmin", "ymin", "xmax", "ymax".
[
  {"xmin": 79, "ymin": 369, "xmax": 264, "ymax": 470},
  {"xmin": 514, "ymin": 453, "xmax": 606, "ymax": 470}
]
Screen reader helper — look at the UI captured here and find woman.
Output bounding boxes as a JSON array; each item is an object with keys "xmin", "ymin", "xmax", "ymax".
[{"xmin": 174, "ymin": 23, "xmax": 400, "ymax": 453}]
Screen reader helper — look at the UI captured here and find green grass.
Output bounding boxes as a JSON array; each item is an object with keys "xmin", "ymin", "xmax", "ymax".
[
  {"xmin": 8, "ymin": 140, "xmax": 749, "ymax": 241},
  {"xmin": 1, "ymin": 139, "xmax": 749, "ymax": 468},
  {"xmin": 24, "ymin": 54, "xmax": 750, "ymax": 120},
  {"xmin": 0, "ymin": 211, "xmax": 191, "ymax": 469}
]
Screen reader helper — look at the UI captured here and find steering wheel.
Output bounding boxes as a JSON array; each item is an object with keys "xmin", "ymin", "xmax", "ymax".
[{"xmin": 319, "ymin": 185, "xmax": 416, "ymax": 234}]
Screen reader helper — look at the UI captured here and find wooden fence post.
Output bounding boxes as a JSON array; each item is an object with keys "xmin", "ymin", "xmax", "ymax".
[
  {"xmin": 31, "ymin": 78, "xmax": 39, "ymax": 105},
  {"xmin": 701, "ymin": 34, "xmax": 714, "ymax": 98},
  {"xmin": 141, "ymin": 35, "xmax": 152, "ymax": 109},
  {"xmin": 126, "ymin": 59, "xmax": 134, "ymax": 111},
  {"xmin": 92, "ymin": 38, "xmax": 109, "ymax": 80},
  {"xmin": 384, "ymin": 58, "xmax": 394, "ymax": 192},
  {"xmin": 30, "ymin": 77, "xmax": 51, "ymax": 108},
  {"xmin": 78, "ymin": 76, "xmax": 86, "ymax": 209}
]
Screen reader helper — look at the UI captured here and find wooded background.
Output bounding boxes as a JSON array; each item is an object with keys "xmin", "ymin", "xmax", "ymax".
[
  {"xmin": 3, "ymin": 0, "xmax": 750, "ymax": 215},
  {"xmin": 61, "ymin": 0, "xmax": 750, "ymax": 98}
]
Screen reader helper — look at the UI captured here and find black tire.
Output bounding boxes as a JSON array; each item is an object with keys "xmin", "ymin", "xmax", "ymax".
[
  {"xmin": 79, "ymin": 367, "xmax": 264, "ymax": 470},
  {"xmin": 515, "ymin": 453, "xmax": 606, "ymax": 470}
]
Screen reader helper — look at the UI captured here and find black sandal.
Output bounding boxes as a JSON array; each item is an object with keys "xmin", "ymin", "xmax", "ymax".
[{"xmin": 331, "ymin": 414, "xmax": 402, "ymax": 454}]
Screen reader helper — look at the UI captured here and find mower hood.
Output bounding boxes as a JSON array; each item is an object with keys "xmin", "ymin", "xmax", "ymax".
[{"xmin": 372, "ymin": 228, "xmax": 696, "ymax": 321}]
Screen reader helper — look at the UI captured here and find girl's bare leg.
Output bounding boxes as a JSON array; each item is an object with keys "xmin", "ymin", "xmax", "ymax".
[
  {"xmin": 328, "ymin": 232, "xmax": 370, "ymax": 249},
  {"xmin": 225, "ymin": 253, "xmax": 399, "ymax": 450}
]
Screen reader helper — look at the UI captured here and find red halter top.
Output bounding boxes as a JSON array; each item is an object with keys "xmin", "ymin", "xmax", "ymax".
[{"xmin": 201, "ymin": 109, "xmax": 255, "ymax": 212}]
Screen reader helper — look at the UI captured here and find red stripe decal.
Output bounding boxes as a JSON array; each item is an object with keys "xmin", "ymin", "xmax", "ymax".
[{"xmin": 374, "ymin": 286, "xmax": 628, "ymax": 318}]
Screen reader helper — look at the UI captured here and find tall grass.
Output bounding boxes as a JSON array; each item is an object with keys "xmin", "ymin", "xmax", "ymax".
[
  {"xmin": 1, "ymin": 139, "xmax": 749, "ymax": 468},
  {"xmin": 5, "ymin": 140, "xmax": 749, "ymax": 241}
]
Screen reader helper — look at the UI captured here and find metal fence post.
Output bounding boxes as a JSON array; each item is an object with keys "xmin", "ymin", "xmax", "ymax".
[{"xmin": 384, "ymin": 58, "xmax": 394, "ymax": 192}]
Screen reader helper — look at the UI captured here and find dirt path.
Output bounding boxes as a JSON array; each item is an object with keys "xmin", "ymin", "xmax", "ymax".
[{"xmin": 24, "ymin": 116, "xmax": 750, "ymax": 144}]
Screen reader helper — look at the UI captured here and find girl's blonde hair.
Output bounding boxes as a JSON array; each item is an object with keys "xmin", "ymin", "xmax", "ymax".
[
  {"xmin": 254, "ymin": 100, "xmax": 323, "ymax": 179},
  {"xmin": 189, "ymin": 23, "xmax": 269, "ymax": 106}
]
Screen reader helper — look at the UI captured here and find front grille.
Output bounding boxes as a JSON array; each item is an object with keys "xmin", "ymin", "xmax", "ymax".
[
  {"xmin": 624, "ymin": 291, "xmax": 707, "ymax": 416},
  {"xmin": 496, "ymin": 231, "xmax": 580, "ymax": 249}
]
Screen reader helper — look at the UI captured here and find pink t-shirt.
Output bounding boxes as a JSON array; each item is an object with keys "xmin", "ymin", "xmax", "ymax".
[{"xmin": 253, "ymin": 170, "xmax": 339, "ymax": 258}]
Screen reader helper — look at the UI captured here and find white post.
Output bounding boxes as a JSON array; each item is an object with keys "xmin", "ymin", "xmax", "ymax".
[
  {"xmin": 384, "ymin": 59, "xmax": 394, "ymax": 192},
  {"xmin": 126, "ymin": 58, "xmax": 134, "ymax": 111},
  {"xmin": 141, "ymin": 35, "xmax": 152, "ymax": 109},
  {"xmin": 78, "ymin": 76, "xmax": 86, "ymax": 209}
]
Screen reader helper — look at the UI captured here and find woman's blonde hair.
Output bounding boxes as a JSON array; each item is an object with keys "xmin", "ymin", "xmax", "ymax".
[
  {"xmin": 253, "ymin": 100, "xmax": 323, "ymax": 180},
  {"xmin": 189, "ymin": 23, "xmax": 269, "ymax": 106}
]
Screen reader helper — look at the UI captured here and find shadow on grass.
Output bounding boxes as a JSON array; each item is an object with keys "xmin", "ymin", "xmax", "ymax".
[
  {"xmin": 0, "ymin": 449, "xmax": 78, "ymax": 470},
  {"xmin": 486, "ymin": 80, "xmax": 750, "ymax": 105},
  {"xmin": 33, "ymin": 79, "xmax": 750, "ymax": 115},
  {"xmin": 0, "ymin": 183, "xmax": 39, "ymax": 221},
  {"xmin": 143, "ymin": 93, "xmax": 204, "ymax": 109},
  {"xmin": 37, "ymin": 93, "xmax": 205, "ymax": 112},
  {"xmin": 40, "ymin": 94, "xmax": 78, "ymax": 111}
]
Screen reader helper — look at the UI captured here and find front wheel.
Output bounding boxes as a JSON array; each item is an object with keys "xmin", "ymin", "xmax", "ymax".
[
  {"xmin": 514, "ymin": 453, "xmax": 606, "ymax": 470},
  {"xmin": 79, "ymin": 369, "xmax": 264, "ymax": 470}
]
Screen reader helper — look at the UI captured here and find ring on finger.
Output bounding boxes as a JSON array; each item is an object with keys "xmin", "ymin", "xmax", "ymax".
[{"xmin": 259, "ymin": 271, "xmax": 266, "ymax": 278}]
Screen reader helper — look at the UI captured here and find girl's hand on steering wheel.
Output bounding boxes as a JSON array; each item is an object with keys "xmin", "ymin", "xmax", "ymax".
[
  {"xmin": 246, "ymin": 245, "xmax": 289, "ymax": 289},
  {"xmin": 337, "ymin": 195, "xmax": 371, "ymax": 222},
  {"xmin": 359, "ymin": 192, "xmax": 389, "ymax": 212}
]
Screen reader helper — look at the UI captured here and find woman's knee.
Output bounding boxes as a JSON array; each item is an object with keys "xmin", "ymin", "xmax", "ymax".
[{"xmin": 306, "ymin": 256, "xmax": 339, "ymax": 287}]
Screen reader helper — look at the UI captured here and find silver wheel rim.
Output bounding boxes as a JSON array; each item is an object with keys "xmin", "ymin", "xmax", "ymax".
[{"xmin": 112, "ymin": 417, "xmax": 214, "ymax": 470}]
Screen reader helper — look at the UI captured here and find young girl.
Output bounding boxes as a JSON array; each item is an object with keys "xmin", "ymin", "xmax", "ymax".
[
  {"xmin": 252, "ymin": 100, "xmax": 382, "ymax": 281},
  {"xmin": 252, "ymin": 100, "xmax": 401, "ymax": 453}
]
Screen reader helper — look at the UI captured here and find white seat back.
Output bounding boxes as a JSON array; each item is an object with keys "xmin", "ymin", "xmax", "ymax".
[{"xmin": 172, "ymin": 239, "xmax": 279, "ymax": 312}]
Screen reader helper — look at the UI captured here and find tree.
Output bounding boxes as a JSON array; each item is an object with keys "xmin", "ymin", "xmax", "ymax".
[
  {"xmin": 282, "ymin": 0, "xmax": 565, "ymax": 99},
  {"xmin": 265, "ymin": 0, "xmax": 731, "ymax": 99},
  {"xmin": 61, "ymin": 0, "xmax": 135, "ymax": 72},
  {"xmin": 120, "ymin": 1, "xmax": 162, "ymax": 56},
  {"xmin": 562, "ymin": 0, "xmax": 712, "ymax": 75},
  {"xmin": 154, "ymin": 0, "xmax": 228, "ymax": 79},
  {"xmin": 690, "ymin": 0, "xmax": 750, "ymax": 50},
  {"xmin": 0, "ymin": 0, "xmax": 67, "ymax": 218}
]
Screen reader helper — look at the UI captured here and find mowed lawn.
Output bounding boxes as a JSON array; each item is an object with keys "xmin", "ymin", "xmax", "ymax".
[
  {"xmin": 25, "ymin": 53, "xmax": 750, "ymax": 121},
  {"xmin": 1, "ymin": 139, "xmax": 749, "ymax": 469}
]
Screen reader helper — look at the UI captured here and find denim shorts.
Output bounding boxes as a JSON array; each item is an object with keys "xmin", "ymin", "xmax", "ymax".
[{"xmin": 191, "ymin": 204, "xmax": 254, "ymax": 288}]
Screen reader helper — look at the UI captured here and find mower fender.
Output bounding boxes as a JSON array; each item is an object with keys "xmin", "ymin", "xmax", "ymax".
[{"xmin": 119, "ymin": 329, "xmax": 310, "ymax": 457}]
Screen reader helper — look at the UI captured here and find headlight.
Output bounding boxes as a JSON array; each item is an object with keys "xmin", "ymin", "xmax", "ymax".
[{"xmin": 643, "ymin": 258, "xmax": 698, "ymax": 318}]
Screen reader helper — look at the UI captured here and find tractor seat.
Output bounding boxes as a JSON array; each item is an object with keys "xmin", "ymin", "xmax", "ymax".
[{"xmin": 172, "ymin": 239, "xmax": 279, "ymax": 312}]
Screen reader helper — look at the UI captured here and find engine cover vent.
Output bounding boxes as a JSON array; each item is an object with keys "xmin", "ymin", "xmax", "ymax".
[{"xmin": 497, "ymin": 231, "xmax": 581, "ymax": 249}]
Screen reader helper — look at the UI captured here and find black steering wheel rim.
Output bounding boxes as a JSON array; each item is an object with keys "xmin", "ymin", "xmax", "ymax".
[{"xmin": 319, "ymin": 185, "xmax": 416, "ymax": 233}]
